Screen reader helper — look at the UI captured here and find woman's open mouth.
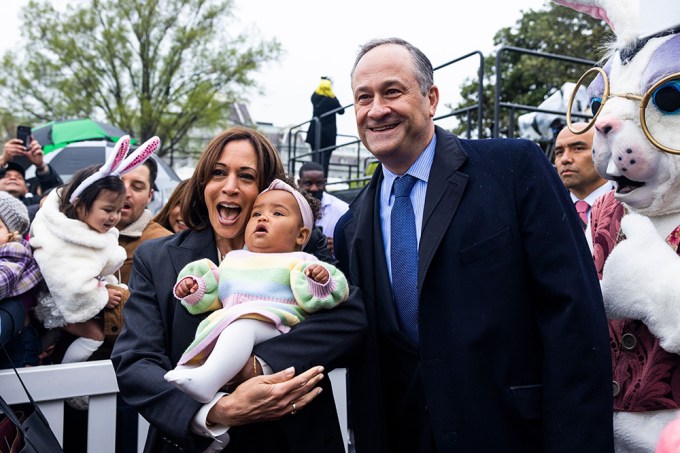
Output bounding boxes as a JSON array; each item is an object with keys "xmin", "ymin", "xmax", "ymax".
[
  {"xmin": 217, "ymin": 203, "xmax": 241, "ymax": 224},
  {"xmin": 614, "ymin": 176, "xmax": 645, "ymax": 194}
]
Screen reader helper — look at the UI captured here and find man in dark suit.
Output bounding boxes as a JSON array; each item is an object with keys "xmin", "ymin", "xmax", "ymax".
[{"xmin": 336, "ymin": 37, "xmax": 614, "ymax": 452}]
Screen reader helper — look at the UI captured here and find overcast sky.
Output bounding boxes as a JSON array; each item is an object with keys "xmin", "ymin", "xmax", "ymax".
[{"xmin": 0, "ymin": 0, "xmax": 551, "ymax": 136}]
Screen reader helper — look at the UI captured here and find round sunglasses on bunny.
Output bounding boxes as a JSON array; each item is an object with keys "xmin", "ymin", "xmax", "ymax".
[{"xmin": 566, "ymin": 66, "xmax": 680, "ymax": 155}]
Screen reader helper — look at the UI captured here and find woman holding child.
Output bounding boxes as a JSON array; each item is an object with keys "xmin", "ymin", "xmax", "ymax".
[{"xmin": 111, "ymin": 127, "xmax": 366, "ymax": 452}]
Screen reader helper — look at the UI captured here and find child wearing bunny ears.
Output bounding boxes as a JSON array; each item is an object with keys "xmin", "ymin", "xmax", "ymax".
[
  {"xmin": 164, "ymin": 178, "xmax": 349, "ymax": 409},
  {"xmin": 30, "ymin": 136, "xmax": 159, "ymax": 374}
]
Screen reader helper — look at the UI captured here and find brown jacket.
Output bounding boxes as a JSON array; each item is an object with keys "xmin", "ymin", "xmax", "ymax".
[
  {"xmin": 118, "ymin": 221, "xmax": 172, "ymax": 285},
  {"xmin": 105, "ymin": 220, "xmax": 171, "ymax": 340}
]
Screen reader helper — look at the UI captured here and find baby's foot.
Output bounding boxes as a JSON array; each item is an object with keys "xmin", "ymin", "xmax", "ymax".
[{"xmin": 164, "ymin": 367, "xmax": 216, "ymax": 403}]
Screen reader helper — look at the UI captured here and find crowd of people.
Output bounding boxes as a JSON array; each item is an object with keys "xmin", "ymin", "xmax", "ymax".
[{"xmin": 1, "ymin": 19, "xmax": 679, "ymax": 452}]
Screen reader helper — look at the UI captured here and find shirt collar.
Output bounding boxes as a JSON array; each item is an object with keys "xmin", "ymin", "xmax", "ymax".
[
  {"xmin": 382, "ymin": 134, "xmax": 437, "ymax": 192},
  {"xmin": 321, "ymin": 191, "xmax": 331, "ymax": 208},
  {"xmin": 569, "ymin": 180, "xmax": 614, "ymax": 205}
]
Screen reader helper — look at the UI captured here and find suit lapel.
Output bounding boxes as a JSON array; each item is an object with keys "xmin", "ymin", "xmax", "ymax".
[
  {"xmin": 419, "ymin": 128, "xmax": 468, "ymax": 291},
  {"xmin": 346, "ymin": 171, "xmax": 382, "ymax": 303},
  {"xmin": 369, "ymin": 177, "xmax": 402, "ymax": 333},
  {"xmin": 168, "ymin": 229, "xmax": 219, "ymax": 278},
  {"xmin": 166, "ymin": 229, "xmax": 221, "ymax": 354},
  {"xmin": 346, "ymin": 167, "xmax": 416, "ymax": 348}
]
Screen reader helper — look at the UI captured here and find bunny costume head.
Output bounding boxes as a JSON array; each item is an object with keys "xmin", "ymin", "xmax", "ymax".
[
  {"xmin": 554, "ymin": 1, "xmax": 680, "ymax": 450},
  {"xmin": 557, "ymin": 0, "xmax": 680, "ymax": 216}
]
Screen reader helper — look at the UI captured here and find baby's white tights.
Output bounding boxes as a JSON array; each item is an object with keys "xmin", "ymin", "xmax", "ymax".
[{"xmin": 164, "ymin": 318, "xmax": 280, "ymax": 403}]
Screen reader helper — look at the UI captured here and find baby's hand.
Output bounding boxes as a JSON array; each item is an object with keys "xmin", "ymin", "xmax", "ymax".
[
  {"xmin": 305, "ymin": 264, "xmax": 329, "ymax": 284},
  {"xmin": 176, "ymin": 277, "xmax": 199, "ymax": 298},
  {"xmin": 106, "ymin": 287, "xmax": 122, "ymax": 309}
]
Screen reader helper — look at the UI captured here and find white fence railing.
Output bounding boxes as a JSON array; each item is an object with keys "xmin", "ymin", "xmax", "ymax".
[{"xmin": 0, "ymin": 360, "xmax": 348, "ymax": 452}]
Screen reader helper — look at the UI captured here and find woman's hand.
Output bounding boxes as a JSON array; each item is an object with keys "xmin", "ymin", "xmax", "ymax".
[
  {"xmin": 207, "ymin": 366, "xmax": 325, "ymax": 426},
  {"xmin": 305, "ymin": 264, "xmax": 329, "ymax": 284}
]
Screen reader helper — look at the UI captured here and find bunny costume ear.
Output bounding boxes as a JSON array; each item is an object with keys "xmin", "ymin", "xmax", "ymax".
[
  {"xmin": 553, "ymin": 0, "xmax": 640, "ymax": 46},
  {"xmin": 69, "ymin": 135, "xmax": 161, "ymax": 204}
]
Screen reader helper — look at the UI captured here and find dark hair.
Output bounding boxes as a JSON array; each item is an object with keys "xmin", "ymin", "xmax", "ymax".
[
  {"xmin": 143, "ymin": 156, "xmax": 158, "ymax": 187},
  {"xmin": 59, "ymin": 165, "xmax": 126, "ymax": 219},
  {"xmin": 298, "ymin": 161, "xmax": 325, "ymax": 179},
  {"xmin": 182, "ymin": 127, "xmax": 285, "ymax": 231},
  {"xmin": 277, "ymin": 175, "xmax": 321, "ymax": 223},
  {"xmin": 152, "ymin": 179, "xmax": 190, "ymax": 231},
  {"xmin": 351, "ymin": 37, "xmax": 434, "ymax": 96}
]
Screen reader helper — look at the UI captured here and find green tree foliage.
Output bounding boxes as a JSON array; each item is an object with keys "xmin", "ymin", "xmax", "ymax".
[
  {"xmin": 0, "ymin": 0, "xmax": 281, "ymax": 156},
  {"xmin": 451, "ymin": 1, "xmax": 611, "ymax": 139}
]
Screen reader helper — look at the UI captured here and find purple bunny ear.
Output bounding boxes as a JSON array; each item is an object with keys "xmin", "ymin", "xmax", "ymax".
[
  {"xmin": 112, "ymin": 136, "xmax": 161, "ymax": 177},
  {"xmin": 100, "ymin": 135, "xmax": 131, "ymax": 174}
]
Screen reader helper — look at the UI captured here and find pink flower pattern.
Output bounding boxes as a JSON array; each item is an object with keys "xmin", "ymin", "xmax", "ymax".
[{"xmin": 591, "ymin": 191, "xmax": 680, "ymax": 411}]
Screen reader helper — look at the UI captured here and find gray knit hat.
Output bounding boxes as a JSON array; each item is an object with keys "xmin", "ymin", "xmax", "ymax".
[{"xmin": 0, "ymin": 191, "xmax": 29, "ymax": 235}]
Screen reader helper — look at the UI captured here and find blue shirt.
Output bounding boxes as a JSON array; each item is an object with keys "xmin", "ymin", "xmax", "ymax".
[{"xmin": 380, "ymin": 134, "xmax": 437, "ymax": 283}]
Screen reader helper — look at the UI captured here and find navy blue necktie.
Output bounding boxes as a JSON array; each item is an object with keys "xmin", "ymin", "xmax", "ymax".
[{"xmin": 390, "ymin": 175, "xmax": 419, "ymax": 342}]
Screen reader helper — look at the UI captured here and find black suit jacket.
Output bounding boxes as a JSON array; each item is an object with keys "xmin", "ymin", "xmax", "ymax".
[
  {"xmin": 111, "ymin": 227, "xmax": 366, "ymax": 452},
  {"xmin": 336, "ymin": 127, "xmax": 614, "ymax": 452}
]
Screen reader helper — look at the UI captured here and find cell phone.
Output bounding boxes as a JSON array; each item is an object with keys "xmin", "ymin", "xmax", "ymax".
[{"xmin": 16, "ymin": 125, "xmax": 31, "ymax": 149}]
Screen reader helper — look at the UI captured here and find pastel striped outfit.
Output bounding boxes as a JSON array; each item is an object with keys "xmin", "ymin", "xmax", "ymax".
[{"xmin": 175, "ymin": 249, "xmax": 348, "ymax": 365}]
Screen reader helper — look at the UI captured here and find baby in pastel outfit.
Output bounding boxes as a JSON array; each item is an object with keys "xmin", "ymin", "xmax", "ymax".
[{"xmin": 164, "ymin": 178, "xmax": 348, "ymax": 403}]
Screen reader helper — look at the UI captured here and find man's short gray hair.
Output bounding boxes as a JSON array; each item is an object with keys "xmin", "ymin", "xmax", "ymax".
[{"xmin": 351, "ymin": 38, "xmax": 434, "ymax": 96}]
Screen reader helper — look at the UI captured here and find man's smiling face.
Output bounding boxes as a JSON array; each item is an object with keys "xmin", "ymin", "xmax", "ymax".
[{"xmin": 351, "ymin": 43, "xmax": 438, "ymax": 175}]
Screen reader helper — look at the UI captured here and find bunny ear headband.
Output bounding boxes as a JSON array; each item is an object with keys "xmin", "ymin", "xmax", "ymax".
[{"xmin": 69, "ymin": 135, "xmax": 161, "ymax": 204}]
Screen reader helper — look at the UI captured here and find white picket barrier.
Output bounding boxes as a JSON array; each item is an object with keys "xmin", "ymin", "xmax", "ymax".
[
  {"xmin": 0, "ymin": 360, "xmax": 118, "ymax": 452},
  {"xmin": 0, "ymin": 361, "xmax": 349, "ymax": 452}
]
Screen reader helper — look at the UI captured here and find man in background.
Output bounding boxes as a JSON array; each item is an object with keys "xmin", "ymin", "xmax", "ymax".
[
  {"xmin": 298, "ymin": 161, "xmax": 348, "ymax": 256},
  {"xmin": 554, "ymin": 123, "xmax": 613, "ymax": 235},
  {"xmin": 115, "ymin": 156, "xmax": 172, "ymax": 285},
  {"xmin": 0, "ymin": 138, "xmax": 62, "ymax": 209},
  {"xmin": 106, "ymin": 156, "xmax": 171, "ymax": 453}
]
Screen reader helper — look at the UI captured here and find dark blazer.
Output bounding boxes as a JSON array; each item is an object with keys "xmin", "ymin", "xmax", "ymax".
[
  {"xmin": 111, "ymin": 227, "xmax": 366, "ymax": 452},
  {"xmin": 336, "ymin": 127, "xmax": 614, "ymax": 452}
]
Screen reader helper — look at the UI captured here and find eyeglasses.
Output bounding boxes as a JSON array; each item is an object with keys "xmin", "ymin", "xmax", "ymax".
[{"xmin": 566, "ymin": 66, "xmax": 680, "ymax": 155}]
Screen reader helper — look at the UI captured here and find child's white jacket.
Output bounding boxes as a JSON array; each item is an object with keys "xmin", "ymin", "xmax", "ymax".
[{"xmin": 30, "ymin": 190, "xmax": 126, "ymax": 328}]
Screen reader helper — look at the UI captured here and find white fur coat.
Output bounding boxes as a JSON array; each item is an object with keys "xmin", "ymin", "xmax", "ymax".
[{"xmin": 30, "ymin": 189, "xmax": 126, "ymax": 328}]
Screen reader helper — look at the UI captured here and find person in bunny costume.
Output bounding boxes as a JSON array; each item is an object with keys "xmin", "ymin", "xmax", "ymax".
[
  {"xmin": 31, "ymin": 135, "xmax": 159, "ymax": 369},
  {"xmin": 554, "ymin": 0, "xmax": 680, "ymax": 450}
]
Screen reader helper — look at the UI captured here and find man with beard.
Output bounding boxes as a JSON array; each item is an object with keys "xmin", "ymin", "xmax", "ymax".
[
  {"xmin": 116, "ymin": 157, "xmax": 172, "ymax": 285},
  {"xmin": 102, "ymin": 156, "xmax": 172, "ymax": 452},
  {"xmin": 298, "ymin": 161, "xmax": 348, "ymax": 256}
]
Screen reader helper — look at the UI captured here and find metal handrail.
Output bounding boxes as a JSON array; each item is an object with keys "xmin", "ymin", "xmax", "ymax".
[
  {"xmin": 434, "ymin": 50, "xmax": 485, "ymax": 139},
  {"xmin": 493, "ymin": 46, "xmax": 596, "ymax": 138}
]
